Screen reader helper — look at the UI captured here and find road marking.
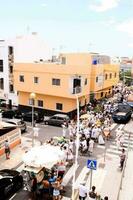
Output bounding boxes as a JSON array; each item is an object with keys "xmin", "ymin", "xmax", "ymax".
[
  {"xmin": 9, "ymin": 193, "xmax": 17, "ymax": 200},
  {"xmin": 62, "ymin": 197, "xmax": 71, "ymax": 200},
  {"xmin": 97, "ymin": 145, "xmax": 105, "ymax": 149},
  {"xmin": 62, "ymin": 164, "xmax": 79, "ymax": 186},
  {"xmin": 74, "ymin": 166, "xmax": 90, "ymax": 189},
  {"xmin": 110, "ymin": 123, "xmax": 117, "ymax": 130}
]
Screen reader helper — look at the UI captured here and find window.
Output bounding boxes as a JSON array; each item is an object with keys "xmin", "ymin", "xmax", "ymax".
[
  {"xmin": 0, "ymin": 78, "xmax": 4, "ymax": 89},
  {"xmin": 105, "ymin": 74, "xmax": 108, "ymax": 80},
  {"xmin": 85, "ymin": 78, "xmax": 87, "ymax": 85},
  {"xmin": 61, "ymin": 57, "xmax": 66, "ymax": 64},
  {"xmin": 101, "ymin": 92, "xmax": 103, "ymax": 97},
  {"xmin": 96, "ymin": 77, "xmax": 98, "ymax": 83},
  {"xmin": 38, "ymin": 100, "xmax": 43, "ymax": 107},
  {"xmin": 52, "ymin": 78, "xmax": 60, "ymax": 86},
  {"xmin": 9, "ymin": 65, "xmax": 13, "ymax": 73},
  {"xmin": 114, "ymin": 72, "xmax": 117, "ymax": 78},
  {"xmin": 29, "ymin": 98, "xmax": 35, "ymax": 106},
  {"xmin": 56, "ymin": 103, "xmax": 63, "ymax": 110},
  {"xmin": 110, "ymin": 73, "xmax": 112, "ymax": 79},
  {"xmin": 8, "ymin": 46, "xmax": 13, "ymax": 54},
  {"xmin": 9, "ymin": 84, "xmax": 14, "ymax": 93},
  {"xmin": 34, "ymin": 77, "xmax": 39, "ymax": 84},
  {"xmin": 19, "ymin": 75, "xmax": 24, "ymax": 82},
  {"xmin": 0, "ymin": 60, "xmax": 3, "ymax": 72}
]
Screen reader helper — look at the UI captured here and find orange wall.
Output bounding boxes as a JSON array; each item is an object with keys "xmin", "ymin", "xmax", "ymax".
[
  {"xmin": 19, "ymin": 92, "xmax": 89, "ymax": 113},
  {"xmin": 90, "ymin": 64, "xmax": 119, "ymax": 92},
  {"xmin": 60, "ymin": 53, "xmax": 92, "ymax": 66},
  {"xmin": 14, "ymin": 62, "xmax": 91, "ymax": 99}
]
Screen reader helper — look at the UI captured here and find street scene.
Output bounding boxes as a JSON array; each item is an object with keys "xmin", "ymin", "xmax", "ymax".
[
  {"xmin": 0, "ymin": 84, "xmax": 133, "ymax": 200},
  {"xmin": 1, "ymin": 1, "xmax": 133, "ymax": 200}
]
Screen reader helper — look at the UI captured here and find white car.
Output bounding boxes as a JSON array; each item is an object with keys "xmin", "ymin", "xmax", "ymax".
[{"xmin": 2, "ymin": 119, "xmax": 27, "ymax": 133}]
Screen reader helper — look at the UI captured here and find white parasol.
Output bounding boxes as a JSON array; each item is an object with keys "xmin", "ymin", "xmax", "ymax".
[{"xmin": 22, "ymin": 145, "xmax": 65, "ymax": 169}]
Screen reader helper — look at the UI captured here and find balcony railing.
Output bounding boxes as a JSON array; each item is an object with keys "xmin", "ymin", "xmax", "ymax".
[{"xmin": 72, "ymin": 86, "xmax": 82, "ymax": 94}]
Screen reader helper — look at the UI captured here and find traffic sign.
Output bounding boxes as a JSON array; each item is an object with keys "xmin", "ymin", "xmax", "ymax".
[{"xmin": 87, "ymin": 159, "xmax": 97, "ymax": 170}]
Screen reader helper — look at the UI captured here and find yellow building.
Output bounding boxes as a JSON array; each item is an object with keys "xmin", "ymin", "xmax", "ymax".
[
  {"xmin": 14, "ymin": 53, "xmax": 119, "ymax": 117},
  {"xmin": 90, "ymin": 63, "xmax": 119, "ymax": 99},
  {"xmin": 14, "ymin": 53, "xmax": 92, "ymax": 117}
]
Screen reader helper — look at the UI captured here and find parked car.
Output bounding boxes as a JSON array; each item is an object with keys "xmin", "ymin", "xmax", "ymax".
[
  {"xmin": 0, "ymin": 169, "xmax": 23, "ymax": 200},
  {"xmin": 112, "ymin": 103, "xmax": 132, "ymax": 123},
  {"xmin": 44, "ymin": 114, "xmax": 70, "ymax": 126},
  {"xmin": 2, "ymin": 119, "xmax": 27, "ymax": 133},
  {"xmin": 22, "ymin": 111, "xmax": 44, "ymax": 123},
  {"xmin": 1, "ymin": 109, "xmax": 22, "ymax": 119}
]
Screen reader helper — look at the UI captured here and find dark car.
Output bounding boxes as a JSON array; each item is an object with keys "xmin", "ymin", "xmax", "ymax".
[
  {"xmin": 44, "ymin": 114, "xmax": 70, "ymax": 127},
  {"xmin": 2, "ymin": 109, "xmax": 22, "ymax": 119},
  {"xmin": 22, "ymin": 111, "xmax": 44, "ymax": 123},
  {"xmin": 0, "ymin": 169, "xmax": 23, "ymax": 200},
  {"xmin": 112, "ymin": 103, "xmax": 132, "ymax": 123}
]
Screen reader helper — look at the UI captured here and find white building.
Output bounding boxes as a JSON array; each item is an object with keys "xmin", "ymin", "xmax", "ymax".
[
  {"xmin": 14, "ymin": 32, "xmax": 52, "ymax": 63},
  {"xmin": 0, "ymin": 32, "xmax": 52, "ymax": 107},
  {"xmin": 0, "ymin": 39, "xmax": 17, "ymax": 107}
]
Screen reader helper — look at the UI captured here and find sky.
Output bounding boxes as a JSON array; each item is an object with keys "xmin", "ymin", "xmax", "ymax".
[{"xmin": 0, "ymin": 0, "xmax": 133, "ymax": 57}]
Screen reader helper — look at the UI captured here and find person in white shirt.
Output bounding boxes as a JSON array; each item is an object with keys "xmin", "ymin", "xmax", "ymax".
[
  {"xmin": 89, "ymin": 139, "xmax": 94, "ymax": 154},
  {"xmin": 78, "ymin": 182, "xmax": 88, "ymax": 200}
]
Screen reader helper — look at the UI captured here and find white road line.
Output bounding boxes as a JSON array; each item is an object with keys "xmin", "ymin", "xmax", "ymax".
[
  {"xmin": 9, "ymin": 193, "xmax": 17, "ymax": 200},
  {"xmin": 74, "ymin": 166, "xmax": 90, "ymax": 189},
  {"xmin": 62, "ymin": 197, "xmax": 71, "ymax": 200},
  {"xmin": 62, "ymin": 164, "xmax": 79, "ymax": 186},
  {"xmin": 97, "ymin": 145, "xmax": 106, "ymax": 149},
  {"xmin": 106, "ymin": 149, "xmax": 121, "ymax": 155},
  {"xmin": 110, "ymin": 123, "xmax": 117, "ymax": 130}
]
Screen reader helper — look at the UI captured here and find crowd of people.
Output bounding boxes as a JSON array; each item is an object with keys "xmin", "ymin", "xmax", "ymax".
[{"xmin": 23, "ymin": 83, "xmax": 132, "ymax": 199}]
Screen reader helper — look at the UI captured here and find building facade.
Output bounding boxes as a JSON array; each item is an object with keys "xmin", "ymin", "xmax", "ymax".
[
  {"xmin": 14, "ymin": 53, "xmax": 92, "ymax": 117},
  {"xmin": 0, "ymin": 40, "xmax": 17, "ymax": 107},
  {"xmin": 0, "ymin": 33, "xmax": 52, "ymax": 108},
  {"xmin": 14, "ymin": 53, "xmax": 119, "ymax": 116}
]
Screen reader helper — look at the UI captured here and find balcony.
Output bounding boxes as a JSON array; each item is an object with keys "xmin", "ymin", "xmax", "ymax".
[{"xmin": 72, "ymin": 86, "xmax": 82, "ymax": 94}]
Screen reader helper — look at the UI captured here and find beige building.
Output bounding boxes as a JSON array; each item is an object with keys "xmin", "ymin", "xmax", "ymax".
[{"xmin": 14, "ymin": 53, "xmax": 119, "ymax": 117}]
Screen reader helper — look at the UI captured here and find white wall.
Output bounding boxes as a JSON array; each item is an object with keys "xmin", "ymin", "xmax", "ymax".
[{"xmin": 14, "ymin": 33, "xmax": 52, "ymax": 63}]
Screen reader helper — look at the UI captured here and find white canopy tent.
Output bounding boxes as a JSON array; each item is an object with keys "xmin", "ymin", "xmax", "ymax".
[{"xmin": 22, "ymin": 145, "xmax": 65, "ymax": 169}]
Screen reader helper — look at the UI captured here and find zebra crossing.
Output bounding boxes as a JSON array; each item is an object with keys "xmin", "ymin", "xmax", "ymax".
[{"xmin": 97, "ymin": 123, "xmax": 133, "ymax": 157}]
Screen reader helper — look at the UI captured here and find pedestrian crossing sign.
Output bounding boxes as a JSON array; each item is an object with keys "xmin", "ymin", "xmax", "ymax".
[{"xmin": 87, "ymin": 159, "xmax": 97, "ymax": 170}]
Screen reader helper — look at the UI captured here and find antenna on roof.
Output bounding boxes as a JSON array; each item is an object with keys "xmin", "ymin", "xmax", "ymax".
[{"xmin": 26, "ymin": 25, "xmax": 30, "ymax": 34}]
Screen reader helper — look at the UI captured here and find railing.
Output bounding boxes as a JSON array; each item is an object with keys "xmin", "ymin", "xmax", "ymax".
[
  {"xmin": 117, "ymin": 131, "xmax": 131, "ymax": 200},
  {"xmin": 72, "ymin": 87, "xmax": 82, "ymax": 94}
]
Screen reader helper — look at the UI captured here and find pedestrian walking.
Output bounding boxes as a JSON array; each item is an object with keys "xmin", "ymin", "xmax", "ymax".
[
  {"xmin": 119, "ymin": 148, "xmax": 126, "ymax": 170},
  {"xmin": 4, "ymin": 140, "xmax": 10, "ymax": 159},
  {"xmin": 62, "ymin": 121, "xmax": 67, "ymax": 137},
  {"xmin": 78, "ymin": 181, "xmax": 88, "ymax": 200},
  {"xmin": 88, "ymin": 186, "xmax": 97, "ymax": 199},
  {"xmin": 89, "ymin": 139, "xmax": 94, "ymax": 155}
]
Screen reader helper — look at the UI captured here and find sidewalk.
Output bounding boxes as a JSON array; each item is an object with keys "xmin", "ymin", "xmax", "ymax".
[{"xmin": 0, "ymin": 136, "xmax": 40, "ymax": 170}]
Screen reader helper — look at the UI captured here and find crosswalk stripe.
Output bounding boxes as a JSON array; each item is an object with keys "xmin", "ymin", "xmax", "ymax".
[
  {"xmin": 62, "ymin": 197, "xmax": 71, "ymax": 200},
  {"xmin": 110, "ymin": 123, "xmax": 117, "ymax": 130},
  {"xmin": 74, "ymin": 166, "xmax": 90, "ymax": 189},
  {"xmin": 62, "ymin": 164, "xmax": 79, "ymax": 186},
  {"xmin": 97, "ymin": 145, "xmax": 105, "ymax": 149}
]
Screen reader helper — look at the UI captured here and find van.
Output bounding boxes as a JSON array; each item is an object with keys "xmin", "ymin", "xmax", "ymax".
[{"xmin": 44, "ymin": 114, "xmax": 70, "ymax": 127}]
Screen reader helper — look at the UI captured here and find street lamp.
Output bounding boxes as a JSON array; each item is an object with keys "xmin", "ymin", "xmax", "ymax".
[
  {"xmin": 71, "ymin": 86, "xmax": 81, "ymax": 200},
  {"xmin": 30, "ymin": 92, "xmax": 36, "ymax": 147}
]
